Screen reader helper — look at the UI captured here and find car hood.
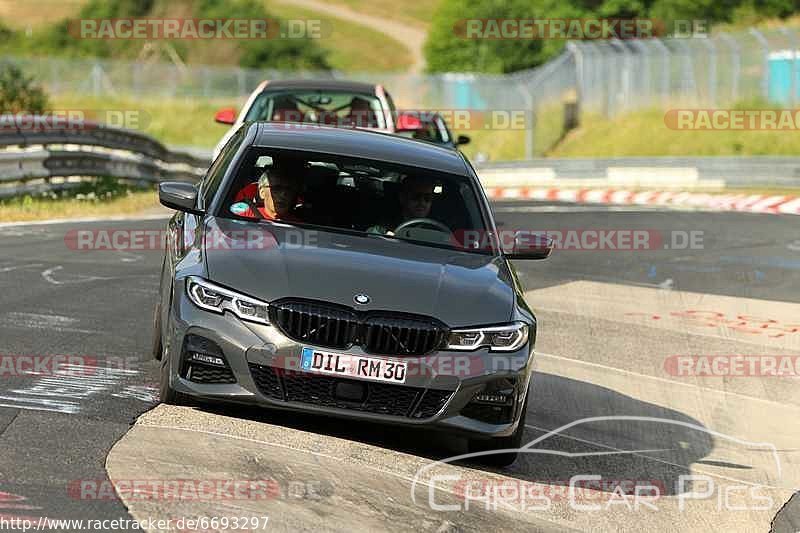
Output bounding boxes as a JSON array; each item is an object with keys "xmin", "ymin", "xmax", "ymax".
[{"xmin": 203, "ymin": 217, "xmax": 515, "ymax": 327}]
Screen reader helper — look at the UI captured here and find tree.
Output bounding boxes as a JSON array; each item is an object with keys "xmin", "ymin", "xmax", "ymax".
[
  {"xmin": 424, "ymin": 0, "xmax": 584, "ymax": 73},
  {"xmin": 0, "ymin": 63, "xmax": 49, "ymax": 114}
]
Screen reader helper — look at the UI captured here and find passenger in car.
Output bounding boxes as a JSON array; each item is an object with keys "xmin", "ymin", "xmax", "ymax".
[
  {"xmin": 271, "ymin": 96, "xmax": 304, "ymax": 123},
  {"xmin": 231, "ymin": 169, "xmax": 304, "ymax": 222}
]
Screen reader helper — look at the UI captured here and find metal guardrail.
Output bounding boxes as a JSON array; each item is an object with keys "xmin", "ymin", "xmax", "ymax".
[
  {"xmin": 475, "ymin": 156, "xmax": 800, "ymax": 190},
  {"xmin": 0, "ymin": 118, "xmax": 208, "ymax": 198}
]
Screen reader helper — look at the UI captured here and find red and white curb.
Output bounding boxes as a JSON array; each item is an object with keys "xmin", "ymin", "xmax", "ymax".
[{"xmin": 485, "ymin": 187, "xmax": 800, "ymax": 215}]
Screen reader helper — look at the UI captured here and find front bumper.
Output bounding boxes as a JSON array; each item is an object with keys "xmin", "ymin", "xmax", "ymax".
[{"xmin": 165, "ymin": 282, "xmax": 534, "ymax": 438}]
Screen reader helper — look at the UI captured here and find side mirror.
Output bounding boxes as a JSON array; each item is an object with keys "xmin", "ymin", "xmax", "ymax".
[
  {"xmin": 455, "ymin": 134, "xmax": 471, "ymax": 146},
  {"xmin": 214, "ymin": 107, "xmax": 237, "ymax": 125},
  {"xmin": 159, "ymin": 182, "xmax": 203, "ymax": 215},
  {"xmin": 505, "ymin": 232, "xmax": 553, "ymax": 260},
  {"xmin": 395, "ymin": 112, "xmax": 423, "ymax": 133}
]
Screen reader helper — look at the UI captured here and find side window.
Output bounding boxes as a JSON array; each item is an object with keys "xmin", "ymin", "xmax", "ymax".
[{"xmin": 200, "ymin": 129, "xmax": 244, "ymax": 208}]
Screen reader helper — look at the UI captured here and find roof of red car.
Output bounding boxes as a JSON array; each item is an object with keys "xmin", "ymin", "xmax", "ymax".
[{"xmin": 261, "ymin": 79, "xmax": 379, "ymax": 94}]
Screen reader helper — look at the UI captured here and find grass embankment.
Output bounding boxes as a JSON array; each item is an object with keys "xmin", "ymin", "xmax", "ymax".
[
  {"xmin": 265, "ymin": 2, "xmax": 413, "ymax": 72},
  {"xmin": 50, "ymin": 94, "xmax": 535, "ymax": 160},
  {"xmin": 322, "ymin": 0, "xmax": 441, "ymax": 28},
  {"xmin": 0, "ymin": 0, "xmax": 87, "ymax": 29},
  {"xmin": 0, "ymin": 189, "xmax": 158, "ymax": 223},
  {"xmin": 549, "ymin": 108, "xmax": 800, "ymax": 157},
  {"xmin": 51, "ymin": 94, "xmax": 240, "ymax": 149},
  {"xmin": 52, "ymin": 95, "xmax": 800, "ymax": 159}
]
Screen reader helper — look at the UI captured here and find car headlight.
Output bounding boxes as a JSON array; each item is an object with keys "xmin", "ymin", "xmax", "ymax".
[
  {"xmin": 186, "ymin": 276, "xmax": 270, "ymax": 325},
  {"xmin": 447, "ymin": 322, "xmax": 529, "ymax": 352}
]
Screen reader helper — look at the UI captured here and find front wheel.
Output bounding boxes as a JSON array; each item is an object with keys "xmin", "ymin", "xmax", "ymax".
[
  {"xmin": 468, "ymin": 394, "xmax": 528, "ymax": 468},
  {"xmin": 159, "ymin": 353, "xmax": 192, "ymax": 406},
  {"xmin": 151, "ymin": 302, "xmax": 163, "ymax": 360}
]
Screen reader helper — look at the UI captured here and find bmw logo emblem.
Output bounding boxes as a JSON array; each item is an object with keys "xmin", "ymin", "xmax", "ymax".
[{"xmin": 353, "ymin": 293, "xmax": 370, "ymax": 305}]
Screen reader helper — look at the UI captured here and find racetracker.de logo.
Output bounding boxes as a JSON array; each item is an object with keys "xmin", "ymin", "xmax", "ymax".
[
  {"xmin": 69, "ymin": 479, "xmax": 279, "ymax": 501},
  {"xmin": 455, "ymin": 229, "xmax": 704, "ymax": 252},
  {"xmin": 0, "ymin": 355, "xmax": 98, "ymax": 377},
  {"xmin": 453, "ymin": 18, "xmax": 660, "ymax": 40},
  {"xmin": 63, "ymin": 228, "xmax": 317, "ymax": 252},
  {"xmin": 69, "ymin": 479, "xmax": 330, "ymax": 501},
  {"xmin": 665, "ymin": 109, "xmax": 800, "ymax": 130},
  {"xmin": 0, "ymin": 110, "xmax": 150, "ymax": 131},
  {"xmin": 664, "ymin": 355, "xmax": 800, "ymax": 377},
  {"xmin": 69, "ymin": 18, "xmax": 327, "ymax": 40}
]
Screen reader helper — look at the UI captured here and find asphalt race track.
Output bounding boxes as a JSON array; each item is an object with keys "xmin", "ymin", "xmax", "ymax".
[{"xmin": 0, "ymin": 200, "xmax": 798, "ymax": 532}]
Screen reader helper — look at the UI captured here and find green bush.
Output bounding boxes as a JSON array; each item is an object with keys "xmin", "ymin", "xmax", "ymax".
[
  {"xmin": 194, "ymin": 0, "xmax": 330, "ymax": 70},
  {"xmin": 0, "ymin": 63, "xmax": 49, "ymax": 114},
  {"xmin": 425, "ymin": 0, "xmax": 582, "ymax": 74}
]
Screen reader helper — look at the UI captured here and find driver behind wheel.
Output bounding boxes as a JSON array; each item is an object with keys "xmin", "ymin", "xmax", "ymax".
[{"xmin": 367, "ymin": 175, "xmax": 437, "ymax": 235}]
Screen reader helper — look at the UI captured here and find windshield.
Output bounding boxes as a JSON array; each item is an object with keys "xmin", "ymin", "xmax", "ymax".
[
  {"xmin": 396, "ymin": 115, "xmax": 450, "ymax": 145},
  {"xmin": 244, "ymin": 90, "xmax": 388, "ymax": 129},
  {"xmin": 220, "ymin": 147, "xmax": 492, "ymax": 253}
]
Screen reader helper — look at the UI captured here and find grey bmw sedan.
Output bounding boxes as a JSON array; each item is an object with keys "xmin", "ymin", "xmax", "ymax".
[{"xmin": 154, "ymin": 122, "xmax": 551, "ymax": 466}]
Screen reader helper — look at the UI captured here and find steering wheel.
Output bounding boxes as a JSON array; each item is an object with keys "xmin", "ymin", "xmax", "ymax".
[{"xmin": 394, "ymin": 218, "xmax": 451, "ymax": 234}]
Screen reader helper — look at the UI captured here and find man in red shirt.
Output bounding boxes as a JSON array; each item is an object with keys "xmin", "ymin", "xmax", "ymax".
[{"xmin": 232, "ymin": 169, "xmax": 303, "ymax": 222}]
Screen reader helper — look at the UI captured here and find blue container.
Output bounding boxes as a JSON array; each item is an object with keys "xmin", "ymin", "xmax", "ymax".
[
  {"xmin": 443, "ymin": 73, "xmax": 488, "ymax": 110},
  {"xmin": 768, "ymin": 50, "xmax": 800, "ymax": 104}
]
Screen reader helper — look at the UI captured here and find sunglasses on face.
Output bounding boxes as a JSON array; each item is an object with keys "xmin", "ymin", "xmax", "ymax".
[{"xmin": 261, "ymin": 185, "xmax": 296, "ymax": 197}]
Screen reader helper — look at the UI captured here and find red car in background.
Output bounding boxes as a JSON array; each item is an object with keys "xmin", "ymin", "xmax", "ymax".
[{"xmin": 213, "ymin": 79, "xmax": 469, "ymax": 157}]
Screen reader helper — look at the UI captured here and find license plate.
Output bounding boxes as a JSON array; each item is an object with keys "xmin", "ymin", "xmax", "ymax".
[{"xmin": 300, "ymin": 347, "xmax": 407, "ymax": 384}]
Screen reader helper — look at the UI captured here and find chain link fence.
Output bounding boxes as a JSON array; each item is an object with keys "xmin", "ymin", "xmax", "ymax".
[
  {"xmin": 570, "ymin": 27, "xmax": 800, "ymax": 117},
  {"xmin": 8, "ymin": 25, "xmax": 799, "ymax": 160}
]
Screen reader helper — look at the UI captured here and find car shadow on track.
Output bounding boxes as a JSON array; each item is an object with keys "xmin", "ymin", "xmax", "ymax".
[
  {"xmin": 511, "ymin": 372, "xmax": 716, "ymax": 496},
  {"xmin": 190, "ymin": 371, "xmax": 732, "ymax": 498}
]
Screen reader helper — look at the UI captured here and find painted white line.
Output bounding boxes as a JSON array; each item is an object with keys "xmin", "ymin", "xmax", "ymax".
[
  {"xmin": 0, "ymin": 401, "xmax": 79, "ymax": 414},
  {"xmin": 536, "ymin": 351, "xmax": 798, "ymax": 409},
  {"xmin": 41, "ymin": 266, "xmax": 117, "ymax": 286},
  {"xmin": 0, "ymin": 312, "xmax": 97, "ymax": 334},
  {"xmin": 0, "ymin": 264, "xmax": 43, "ymax": 273}
]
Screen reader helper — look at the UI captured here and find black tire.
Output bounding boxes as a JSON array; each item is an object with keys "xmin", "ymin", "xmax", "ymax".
[
  {"xmin": 468, "ymin": 394, "xmax": 529, "ymax": 468},
  {"xmin": 152, "ymin": 302, "xmax": 163, "ymax": 361},
  {"xmin": 158, "ymin": 352, "xmax": 192, "ymax": 406}
]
